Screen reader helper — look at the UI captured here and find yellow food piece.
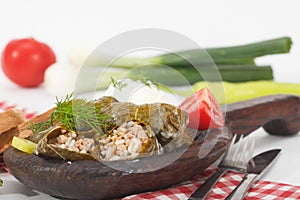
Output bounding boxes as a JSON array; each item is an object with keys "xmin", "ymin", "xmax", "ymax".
[
  {"xmin": 11, "ymin": 136, "xmax": 37, "ymax": 154},
  {"xmin": 193, "ymin": 81, "xmax": 300, "ymax": 104}
]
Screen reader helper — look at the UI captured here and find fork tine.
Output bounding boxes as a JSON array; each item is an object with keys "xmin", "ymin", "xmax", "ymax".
[
  {"xmin": 222, "ymin": 134, "xmax": 241, "ymax": 166},
  {"xmin": 235, "ymin": 136, "xmax": 248, "ymax": 168},
  {"xmin": 237, "ymin": 135, "xmax": 255, "ymax": 169},
  {"xmin": 238, "ymin": 136, "xmax": 251, "ymax": 168},
  {"xmin": 230, "ymin": 134, "xmax": 244, "ymax": 165},
  {"xmin": 225, "ymin": 134, "xmax": 237, "ymax": 158},
  {"xmin": 221, "ymin": 134, "xmax": 255, "ymax": 171}
]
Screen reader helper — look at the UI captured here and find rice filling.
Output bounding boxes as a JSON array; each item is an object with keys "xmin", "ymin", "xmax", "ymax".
[
  {"xmin": 51, "ymin": 128, "xmax": 95, "ymax": 154},
  {"xmin": 99, "ymin": 121, "xmax": 155, "ymax": 161}
]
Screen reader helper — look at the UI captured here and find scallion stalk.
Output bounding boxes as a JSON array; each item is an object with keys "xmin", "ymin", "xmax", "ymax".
[
  {"xmin": 128, "ymin": 65, "xmax": 273, "ymax": 85},
  {"xmin": 71, "ymin": 37, "xmax": 291, "ymax": 69}
]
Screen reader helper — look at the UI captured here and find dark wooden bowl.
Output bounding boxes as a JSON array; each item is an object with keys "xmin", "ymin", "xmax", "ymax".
[{"xmin": 4, "ymin": 94, "xmax": 300, "ymax": 200}]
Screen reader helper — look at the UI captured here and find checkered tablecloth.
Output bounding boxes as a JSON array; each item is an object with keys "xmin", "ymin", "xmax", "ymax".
[
  {"xmin": 0, "ymin": 101, "xmax": 36, "ymax": 120},
  {"xmin": 124, "ymin": 169, "xmax": 300, "ymax": 200},
  {"xmin": 1, "ymin": 101, "xmax": 300, "ymax": 200}
]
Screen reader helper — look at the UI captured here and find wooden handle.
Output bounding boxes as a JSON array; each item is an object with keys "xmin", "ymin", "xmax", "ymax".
[{"xmin": 222, "ymin": 94, "xmax": 300, "ymax": 136}]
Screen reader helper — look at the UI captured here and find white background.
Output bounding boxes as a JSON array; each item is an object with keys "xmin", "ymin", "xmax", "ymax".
[
  {"xmin": 0, "ymin": 0, "xmax": 299, "ymax": 84},
  {"xmin": 0, "ymin": 1, "xmax": 300, "ymax": 199}
]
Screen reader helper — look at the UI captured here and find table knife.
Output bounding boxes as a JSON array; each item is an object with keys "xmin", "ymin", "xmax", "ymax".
[{"xmin": 225, "ymin": 149, "xmax": 281, "ymax": 200}]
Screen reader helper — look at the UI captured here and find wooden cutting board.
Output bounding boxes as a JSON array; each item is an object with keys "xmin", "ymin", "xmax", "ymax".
[{"xmin": 4, "ymin": 94, "xmax": 300, "ymax": 200}]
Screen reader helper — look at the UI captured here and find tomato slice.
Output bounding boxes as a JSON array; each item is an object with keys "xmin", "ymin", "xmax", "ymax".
[
  {"xmin": 179, "ymin": 87, "xmax": 224, "ymax": 130},
  {"xmin": 11, "ymin": 136, "xmax": 37, "ymax": 154}
]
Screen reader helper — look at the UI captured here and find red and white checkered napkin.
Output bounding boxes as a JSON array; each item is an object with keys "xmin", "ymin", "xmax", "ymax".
[
  {"xmin": 0, "ymin": 101, "xmax": 36, "ymax": 120},
  {"xmin": 123, "ymin": 169, "xmax": 300, "ymax": 200},
  {"xmin": 1, "ymin": 101, "xmax": 300, "ymax": 200}
]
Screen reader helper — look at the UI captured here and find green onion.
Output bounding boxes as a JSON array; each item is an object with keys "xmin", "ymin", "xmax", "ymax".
[
  {"xmin": 45, "ymin": 37, "xmax": 293, "ymax": 97},
  {"xmin": 128, "ymin": 65, "xmax": 273, "ymax": 85},
  {"xmin": 192, "ymin": 81, "xmax": 300, "ymax": 104},
  {"xmin": 140, "ymin": 37, "xmax": 291, "ymax": 68},
  {"xmin": 73, "ymin": 37, "xmax": 291, "ymax": 69}
]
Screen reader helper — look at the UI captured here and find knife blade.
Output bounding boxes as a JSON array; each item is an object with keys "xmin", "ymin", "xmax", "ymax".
[{"xmin": 225, "ymin": 149, "xmax": 281, "ymax": 200}]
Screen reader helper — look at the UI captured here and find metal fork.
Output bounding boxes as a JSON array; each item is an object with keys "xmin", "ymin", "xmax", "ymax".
[{"xmin": 188, "ymin": 134, "xmax": 255, "ymax": 200}]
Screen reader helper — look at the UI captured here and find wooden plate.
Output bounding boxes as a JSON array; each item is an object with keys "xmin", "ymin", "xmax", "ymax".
[{"xmin": 4, "ymin": 95, "xmax": 300, "ymax": 200}]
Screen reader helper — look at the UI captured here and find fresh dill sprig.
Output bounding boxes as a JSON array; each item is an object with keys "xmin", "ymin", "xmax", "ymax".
[
  {"xmin": 27, "ymin": 121, "xmax": 52, "ymax": 134},
  {"xmin": 29, "ymin": 94, "xmax": 109, "ymax": 135},
  {"xmin": 110, "ymin": 77, "xmax": 128, "ymax": 90}
]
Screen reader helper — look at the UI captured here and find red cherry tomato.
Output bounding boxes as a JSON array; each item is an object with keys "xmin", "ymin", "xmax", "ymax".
[
  {"xmin": 1, "ymin": 38, "xmax": 56, "ymax": 87},
  {"xmin": 179, "ymin": 87, "xmax": 224, "ymax": 130}
]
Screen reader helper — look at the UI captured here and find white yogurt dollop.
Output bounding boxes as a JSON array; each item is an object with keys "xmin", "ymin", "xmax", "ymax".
[{"xmin": 105, "ymin": 79, "xmax": 180, "ymax": 105}]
